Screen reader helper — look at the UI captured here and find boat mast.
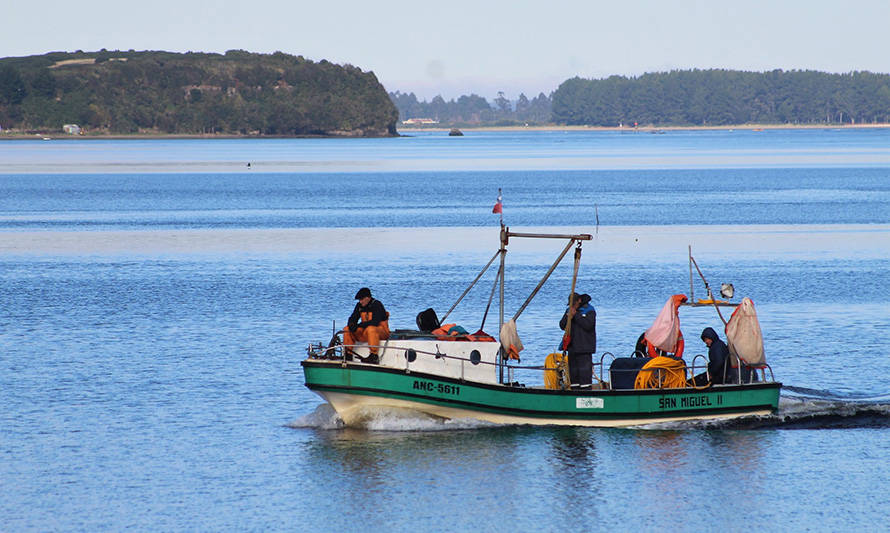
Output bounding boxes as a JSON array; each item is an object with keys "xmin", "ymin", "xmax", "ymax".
[
  {"xmin": 497, "ymin": 224, "xmax": 592, "ymax": 384},
  {"xmin": 498, "ymin": 222, "xmax": 502, "ymax": 383}
]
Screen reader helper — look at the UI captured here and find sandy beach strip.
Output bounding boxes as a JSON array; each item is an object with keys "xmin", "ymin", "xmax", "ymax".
[
  {"xmin": 2, "ymin": 123, "xmax": 890, "ymax": 141},
  {"xmin": 2, "ymin": 224, "xmax": 888, "ymax": 260}
]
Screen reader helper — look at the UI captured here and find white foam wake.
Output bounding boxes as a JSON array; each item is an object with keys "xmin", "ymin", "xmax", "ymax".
[
  {"xmin": 287, "ymin": 403, "xmax": 345, "ymax": 430},
  {"xmin": 288, "ymin": 403, "xmax": 497, "ymax": 431}
]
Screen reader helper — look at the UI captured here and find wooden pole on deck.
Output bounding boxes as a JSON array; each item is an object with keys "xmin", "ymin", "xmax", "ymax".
[{"xmin": 560, "ymin": 244, "xmax": 583, "ymax": 389}]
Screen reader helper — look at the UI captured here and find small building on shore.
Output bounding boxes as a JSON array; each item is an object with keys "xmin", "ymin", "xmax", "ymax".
[
  {"xmin": 62, "ymin": 124, "xmax": 82, "ymax": 135},
  {"xmin": 401, "ymin": 118, "xmax": 439, "ymax": 125}
]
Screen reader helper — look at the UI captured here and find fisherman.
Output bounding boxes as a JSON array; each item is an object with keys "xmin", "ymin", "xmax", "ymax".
[
  {"xmin": 342, "ymin": 287, "xmax": 390, "ymax": 364},
  {"xmin": 693, "ymin": 327, "xmax": 731, "ymax": 385},
  {"xmin": 559, "ymin": 292, "xmax": 597, "ymax": 387},
  {"xmin": 634, "ymin": 332, "xmax": 648, "ymax": 357}
]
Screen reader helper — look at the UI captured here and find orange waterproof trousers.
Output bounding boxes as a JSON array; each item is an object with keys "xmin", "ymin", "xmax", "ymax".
[{"xmin": 343, "ymin": 321, "xmax": 390, "ymax": 354}]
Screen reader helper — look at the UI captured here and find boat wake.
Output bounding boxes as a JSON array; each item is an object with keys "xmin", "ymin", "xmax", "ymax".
[
  {"xmin": 642, "ymin": 386, "xmax": 890, "ymax": 430},
  {"xmin": 288, "ymin": 403, "xmax": 497, "ymax": 432},
  {"xmin": 288, "ymin": 403, "xmax": 346, "ymax": 430},
  {"xmin": 763, "ymin": 386, "xmax": 890, "ymax": 429}
]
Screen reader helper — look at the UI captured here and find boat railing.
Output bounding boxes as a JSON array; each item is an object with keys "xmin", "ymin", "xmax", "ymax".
[
  {"xmin": 685, "ymin": 354, "xmax": 776, "ymax": 386},
  {"xmin": 309, "ymin": 340, "xmax": 597, "ymax": 386},
  {"xmin": 597, "ymin": 351, "xmax": 616, "ymax": 383},
  {"xmin": 308, "ymin": 341, "xmax": 509, "ymax": 385},
  {"xmin": 755, "ymin": 364, "xmax": 775, "ymax": 383},
  {"xmin": 689, "ymin": 354, "xmax": 710, "ymax": 389},
  {"xmin": 731, "ymin": 361, "xmax": 776, "ymax": 384},
  {"xmin": 598, "ymin": 351, "xmax": 681, "ymax": 390},
  {"xmin": 312, "ymin": 342, "xmax": 675, "ymax": 390},
  {"xmin": 587, "ymin": 351, "xmax": 606, "ymax": 387},
  {"xmin": 307, "ymin": 341, "xmax": 776, "ymax": 389}
]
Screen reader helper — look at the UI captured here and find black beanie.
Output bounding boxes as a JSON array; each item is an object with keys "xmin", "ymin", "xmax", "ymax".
[{"xmin": 355, "ymin": 287, "xmax": 372, "ymax": 299}]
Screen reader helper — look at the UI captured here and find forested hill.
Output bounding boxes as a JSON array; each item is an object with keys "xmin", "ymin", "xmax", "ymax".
[
  {"xmin": 390, "ymin": 90, "xmax": 553, "ymax": 126},
  {"xmin": 552, "ymin": 69, "xmax": 890, "ymax": 127},
  {"xmin": 0, "ymin": 50, "xmax": 398, "ymax": 136}
]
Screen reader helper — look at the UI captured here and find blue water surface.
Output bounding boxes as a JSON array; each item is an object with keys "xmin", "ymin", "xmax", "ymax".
[
  {"xmin": 1, "ymin": 129, "xmax": 889, "ymax": 531},
  {"xmin": 2, "ymin": 166, "xmax": 890, "ymax": 229}
]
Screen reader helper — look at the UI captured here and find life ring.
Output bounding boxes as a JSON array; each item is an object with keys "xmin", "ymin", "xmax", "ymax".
[{"xmin": 645, "ymin": 332, "xmax": 685, "ymax": 359}]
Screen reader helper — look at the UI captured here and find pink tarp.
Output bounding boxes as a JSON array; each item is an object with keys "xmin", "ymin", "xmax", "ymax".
[{"xmin": 644, "ymin": 294, "xmax": 688, "ymax": 353}]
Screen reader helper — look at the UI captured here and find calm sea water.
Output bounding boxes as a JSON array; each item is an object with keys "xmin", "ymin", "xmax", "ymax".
[{"xmin": 2, "ymin": 129, "xmax": 890, "ymax": 531}]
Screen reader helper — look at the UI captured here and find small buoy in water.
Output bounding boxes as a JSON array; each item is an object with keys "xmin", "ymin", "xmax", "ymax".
[
  {"xmin": 448, "ymin": 128, "xmax": 463, "ymax": 136},
  {"xmin": 247, "ymin": 162, "xmax": 251, "ymax": 168}
]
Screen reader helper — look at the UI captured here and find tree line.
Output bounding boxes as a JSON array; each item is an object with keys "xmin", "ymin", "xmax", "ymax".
[
  {"xmin": 0, "ymin": 50, "xmax": 398, "ymax": 136},
  {"xmin": 393, "ymin": 69, "xmax": 890, "ymax": 127},
  {"xmin": 389, "ymin": 91, "xmax": 553, "ymax": 126},
  {"xmin": 551, "ymin": 69, "xmax": 890, "ymax": 126},
  {"xmin": 3, "ymin": 53, "xmax": 889, "ymax": 133}
]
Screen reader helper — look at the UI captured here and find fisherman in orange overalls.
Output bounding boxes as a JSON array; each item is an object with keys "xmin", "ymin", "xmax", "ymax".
[{"xmin": 342, "ymin": 287, "xmax": 390, "ymax": 364}]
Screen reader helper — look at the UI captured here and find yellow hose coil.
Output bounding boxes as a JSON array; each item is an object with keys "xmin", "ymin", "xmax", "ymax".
[
  {"xmin": 634, "ymin": 356, "xmax": 688, "ymax": 389},
  {"xmin": 544, "ymin": 352, "xmax": 568, "ymax": 390}
]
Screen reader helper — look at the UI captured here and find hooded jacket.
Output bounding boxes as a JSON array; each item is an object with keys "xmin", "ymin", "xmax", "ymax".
[
  {"xmin": 348, "ymin": 298, "xmax": 388, "ymax": 331},
  {"xmin": 701, "ymin": 327, "xmax": 730, "ymax": 384}
]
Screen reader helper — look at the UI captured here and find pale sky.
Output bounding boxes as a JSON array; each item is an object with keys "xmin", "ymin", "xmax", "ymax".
[{"xmin": 5, "ymin": 0, "xmax": 890, "ymax": 101}]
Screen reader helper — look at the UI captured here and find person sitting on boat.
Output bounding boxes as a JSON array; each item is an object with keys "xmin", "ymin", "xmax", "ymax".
[
  {"xmin": 693, "ymin": 327, "xmax": 731, "ymax": 386},
  {"xmin": 634, "ymin": 332, "xmax": 648, "ymax": 357},
  {"xmin": 343, "ymin": 287, "xmax": 390, "ymax": 364},
  {"xmin": 559, "ymin": 292, "xmax": 597, "ymax": 387}
]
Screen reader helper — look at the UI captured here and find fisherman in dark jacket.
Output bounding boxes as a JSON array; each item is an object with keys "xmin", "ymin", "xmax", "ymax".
[
  {"xmin": 342, "ymin": 287, "xmax": 389, "ymax": 364},
  {"xmin": 559, "ymin": 292, "xmax": 597, "ymax": 386},
  {"xmin": 693, "ymin": 327, "xmax": 731, "ymax": 385}
]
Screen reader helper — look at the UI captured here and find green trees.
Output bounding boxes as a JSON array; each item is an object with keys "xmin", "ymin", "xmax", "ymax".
[
  {"xmin": 5, "ymin": 52, "xmax": 888, "ymax": 133},
  {"xmin": 0, "ymin": 66, "xmax": 27, "ymax": 105},
  {"xmin": 388, "ymin": 90, "xmax": 553, "ymax": 126},
  {"xmin": 550, "ymin": 69, "xmax": 890, "ymax": 126},
  {"xmin": 0, "ymin": 50, "xmax": 398, "ymax": 136},
  {"xmin": 392, "ymin": 69, "xmax": 890, "ymax": 128}
]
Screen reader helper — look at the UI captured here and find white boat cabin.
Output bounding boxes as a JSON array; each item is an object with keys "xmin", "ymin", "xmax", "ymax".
[{"xmin": 348, "ymin": 332, "xmax": 501, "ymax": 385}]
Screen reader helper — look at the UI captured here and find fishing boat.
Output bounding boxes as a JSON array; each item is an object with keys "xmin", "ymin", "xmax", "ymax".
[{"xmin": 301, "ymin": 225, "xmax": 781, "ymax": 427}]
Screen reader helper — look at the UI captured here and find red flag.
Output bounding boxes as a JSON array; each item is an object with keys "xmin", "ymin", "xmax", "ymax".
[{"xmin": 492, "ymin": 189, "xmax": 503, "ymax": 214}]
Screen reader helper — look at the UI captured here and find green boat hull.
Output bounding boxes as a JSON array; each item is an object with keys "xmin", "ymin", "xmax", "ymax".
[{"xmin": 302, "ymin": 360, "xmax": 782, "ymax": 427}]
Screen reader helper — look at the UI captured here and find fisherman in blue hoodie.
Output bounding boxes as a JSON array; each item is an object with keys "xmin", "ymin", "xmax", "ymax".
[
  {"xmin": 559, "ymin": 292, "xmax": 597, "ymax": 387},
  {"xmin": 694, "ymin": 327, "xmax": 731, "ymax": 386}
]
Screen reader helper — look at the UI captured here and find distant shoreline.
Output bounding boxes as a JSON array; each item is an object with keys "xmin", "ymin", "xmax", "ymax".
[
  {"xmin": 2, "ymin": 123, "xmax": 890, "ymax": 140},
  {"xmin": 0, "ymin": 132, "xmax": 388, "ymax": 141},
  {"xmin": 400, "ymin": 123, "xmax": 890, "ymax": 133}
]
